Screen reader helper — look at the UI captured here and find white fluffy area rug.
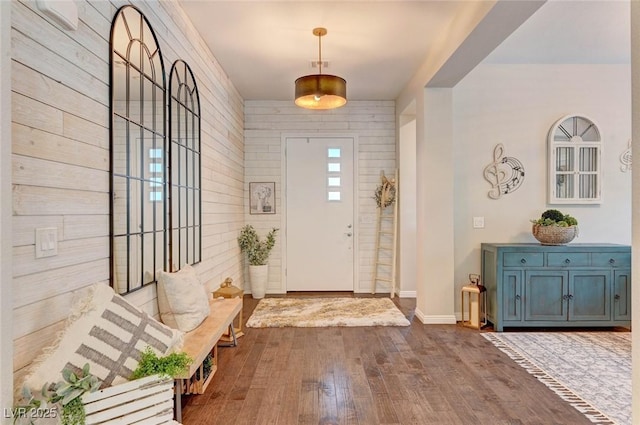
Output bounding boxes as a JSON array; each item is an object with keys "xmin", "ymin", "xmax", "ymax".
[
  {"xmin": 483, "ymin": 332, "xmax": 631, "ymax": 425},
  {"xmin": 246, "ymin": 297, "xmax": 410, "ymax": 328}
]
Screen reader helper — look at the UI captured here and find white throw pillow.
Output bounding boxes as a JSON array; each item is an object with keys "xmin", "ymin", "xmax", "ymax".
[
  {"xmin": 22, "ymin": 282, "xmax": 183, "ymax": 393},
  {"xmin": 157, "ymin": 264, "xmax": 211, "ymax": 332}
]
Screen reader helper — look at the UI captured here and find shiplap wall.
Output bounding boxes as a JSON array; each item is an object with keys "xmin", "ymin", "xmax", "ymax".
[
  {"xmin": 243, "ymin": 100, "xmax": 396, "ymax": 293},
  {"xmin": 11, "ymin": 0, "xmax": 244, "ymax": 388}
]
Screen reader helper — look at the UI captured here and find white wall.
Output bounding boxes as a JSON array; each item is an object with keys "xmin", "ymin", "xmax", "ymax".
[
  {"xmin": 398, "ymin": 119, "xmax": 417, "ymax": 297},
  {"xmin": 453, "ymin": 63, "xmax": 632, "ymax": 313},
  {"xmin": 243, "ymin": 100, "xmax": 396, "ymax": 294},
  {"xmin": 416, "ymin": 88, "xmax": 456, "ymax": 324},
  {"xmin": 1, "ymin": 0, "xmax": 13, "ymax": 419},
  {"xmin": 11, "ymin": 0, "xmax": 244, "ymax": 389}
]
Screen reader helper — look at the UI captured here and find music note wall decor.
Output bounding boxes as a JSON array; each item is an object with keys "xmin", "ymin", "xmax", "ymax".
[
  {"xmin": 483, "ymin": 143, "xmax": 525, "ymax": 200},
  {"xmin": 620, "ymin": 139, "xmax": 631, "ymax": 172}
]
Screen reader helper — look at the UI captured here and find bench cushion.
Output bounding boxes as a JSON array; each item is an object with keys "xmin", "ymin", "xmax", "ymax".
[{"xmin": 157, "ymin": 265, "xmax": 210, "ymax": 332}]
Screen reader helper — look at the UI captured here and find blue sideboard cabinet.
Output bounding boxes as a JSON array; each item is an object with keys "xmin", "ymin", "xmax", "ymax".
[{"xmin": 481, "ymin": 243, "xmax": 631, "ymax": 331}]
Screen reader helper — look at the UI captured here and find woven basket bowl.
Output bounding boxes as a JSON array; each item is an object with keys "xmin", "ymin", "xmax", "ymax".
[{"xmin": 532, "ymin": 224, "xmax": 578, "ymax": 245}]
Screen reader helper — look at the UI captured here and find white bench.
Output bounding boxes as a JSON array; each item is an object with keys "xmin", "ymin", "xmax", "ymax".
[{"xmin": 173, "ymin": 297, "xmax": 242, "ymax": 421}]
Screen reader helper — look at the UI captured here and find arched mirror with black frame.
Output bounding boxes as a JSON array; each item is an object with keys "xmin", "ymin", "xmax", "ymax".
[
  {"xmin": 169, "ymin": 60, "xmax": 202, "ymax": 271},
  {"xmin": 110, "ymin": 5, "xmax": 167, "ymax": 294}
]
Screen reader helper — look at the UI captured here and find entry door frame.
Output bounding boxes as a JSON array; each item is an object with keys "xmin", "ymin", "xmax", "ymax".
[{"xmin": 281, "ymin": 133, "xmax": 360, "ymax": 293}]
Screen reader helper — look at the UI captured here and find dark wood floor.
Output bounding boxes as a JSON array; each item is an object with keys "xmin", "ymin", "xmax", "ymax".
[{"xmin": 181, "ymin": 294, "xmax": 591, "ymax": 425}]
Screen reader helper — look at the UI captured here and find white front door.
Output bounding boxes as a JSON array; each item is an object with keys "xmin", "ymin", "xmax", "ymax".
[{"xmin": 286, "ymin": 137, "xmax": 355, "ymax": 291}]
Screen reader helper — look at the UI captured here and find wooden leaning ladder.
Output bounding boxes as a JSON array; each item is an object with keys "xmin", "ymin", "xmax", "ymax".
[{"xmin": 371, "ymin": 170, "xmax": 399, "ymax": 297}]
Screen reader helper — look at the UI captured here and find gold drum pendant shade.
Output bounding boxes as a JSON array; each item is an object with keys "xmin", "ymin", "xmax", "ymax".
[
  {"xmin": 294, "ymin": 27, "xmax": 347, "ymax": 110},
  {"xmin": 294, "ymin": 74, "xmax": 347, "ymax": 109}
]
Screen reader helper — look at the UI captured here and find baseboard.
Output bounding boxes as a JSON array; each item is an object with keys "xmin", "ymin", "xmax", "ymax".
[
  {"xmin": 415, "ymin": 308, "xmax": 457, "ymax": 325},
  {"xmin": 398, "ymin": 290, "xmax": 416, "ymax": 298}
]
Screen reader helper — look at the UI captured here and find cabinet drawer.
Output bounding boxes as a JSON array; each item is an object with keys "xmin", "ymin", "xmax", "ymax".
[
  {"xmin": 503, "ymin": 252, "xmax": 543, "ymax": 267},
  {"xmin": 591, "ymin": 252, "xmax": 631, "ymax": 267},
  {"xmin": 547, "ymin": 252, "xmax": 589, "ymax": 267}
]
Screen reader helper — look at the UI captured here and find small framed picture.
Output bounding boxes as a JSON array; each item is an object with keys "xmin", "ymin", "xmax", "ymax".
[{"xmin": 249, "ymin": 182, "xmax": 276, "ymax": 214}]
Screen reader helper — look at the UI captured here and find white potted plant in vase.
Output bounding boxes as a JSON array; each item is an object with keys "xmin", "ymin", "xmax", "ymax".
[{"xmin": 238, "ymin": 225, "xmax": 278, "ymax": 298}]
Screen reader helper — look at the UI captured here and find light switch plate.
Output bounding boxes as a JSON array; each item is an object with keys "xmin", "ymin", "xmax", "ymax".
[
  {"xmin": 35, "ymin": 227, "xmax": 58, "ymax": 258},
  {"xmin": 473, "ymin": 216, "xmax": 485, "ymax": 229}
]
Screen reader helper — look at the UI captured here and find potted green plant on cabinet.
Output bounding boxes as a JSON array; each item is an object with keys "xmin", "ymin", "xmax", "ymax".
[
  {"xmin": 238, "ymin": 225, "xmax": 278, "ymax": 298},
  {"xmin": 531, "ymin": 209, "xmax": 578, "ymax": 245}
]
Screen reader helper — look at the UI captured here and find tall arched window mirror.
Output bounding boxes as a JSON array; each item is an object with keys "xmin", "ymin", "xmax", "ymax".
[
  {"xmin": 110, "ymin": 6, "xmax": 167, "ymax": 294},
  {"xmin": 169, "ymin": 60, "xmax": 201, "ymax": 271},
  {"xmin": 548, "ymin": 115, "xmax": 602, "ymax": 204}
]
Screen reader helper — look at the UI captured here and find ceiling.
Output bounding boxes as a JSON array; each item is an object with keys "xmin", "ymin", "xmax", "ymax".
[{"xmin": 178, "ymin": 0, "xmax": 630, "ymax": 102}]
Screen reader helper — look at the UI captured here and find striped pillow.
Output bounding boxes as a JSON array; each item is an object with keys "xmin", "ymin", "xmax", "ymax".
[{"xmin": 23, "ymin": 283, "xmax": 183, "ymax": 392}]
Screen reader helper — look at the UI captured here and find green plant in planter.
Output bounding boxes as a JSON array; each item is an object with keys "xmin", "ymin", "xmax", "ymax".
[
  {"xmin": 12, "ymin": 386, "xmax": 52, "ymax": 425},
  {"xmin": 531, "ymin": 209, "xmax": 578, "ymax": 227},
  {"xmin": 49, "ymin": 363, "xmax": 101, "ymax": 425},
  {"xmin": 130, "ymin": 347, "xmax": 192, "ymax": 380},
  {"xmin": 14, "ymin": 365, "xmax": 98, "ymax": 425},
  {"xmin": 237, "ymin": 225, "xmax": 278, "ymax": 266}
]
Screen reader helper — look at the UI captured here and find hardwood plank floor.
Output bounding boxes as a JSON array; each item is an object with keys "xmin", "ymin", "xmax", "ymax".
[{"xmin": 181, "ymin": 294, "xmax": 592, "ymax": 425}]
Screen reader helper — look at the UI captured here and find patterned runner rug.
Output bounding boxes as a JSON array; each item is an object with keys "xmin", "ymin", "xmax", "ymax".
[
  {"xmin": 246, "ymin": 297, "xmax": 410, "ymax": 328},
  {"xmin": 483, "ymin": 332, "xmax": 631, "ymax": 425}
]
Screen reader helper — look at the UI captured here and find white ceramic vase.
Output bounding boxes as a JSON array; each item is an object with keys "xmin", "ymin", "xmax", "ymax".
[{"xmin": 248, "ymin": 264, "xmax": 268, "ymax": 299}]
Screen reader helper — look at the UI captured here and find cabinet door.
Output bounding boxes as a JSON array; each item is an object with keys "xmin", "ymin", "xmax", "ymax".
[
  {"xmin": 502, "ymin": 270, "xmax": 522, "ymax": 322},
  {"xmin": 568, "ymin": 271, "xmax": 610, "ymax": 321},
  {"xmin": 525, "ymin": 271, "xmax": 568, "ymax": 321},
  {"xmin": 613, "ymin": 269, "xmax": 631, "ymax": 321}
]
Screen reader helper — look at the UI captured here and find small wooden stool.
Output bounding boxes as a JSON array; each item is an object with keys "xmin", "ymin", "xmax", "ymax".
[
  {"xmin": 461, "ymin": 284, "xmax": 487, "ymax": 329},
  {"xmin": 213, "ymin": 278, "xmax": 244, "ymax": 341}
]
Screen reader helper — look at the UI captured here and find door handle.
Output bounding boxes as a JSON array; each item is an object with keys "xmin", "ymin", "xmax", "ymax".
[
  {"xmin": 345, "ymin": 232, "xmax": 352, "ymax": 237},
  {"xmin": 347, "ymin": 224, "xmax": 352, "ymax": 228}
]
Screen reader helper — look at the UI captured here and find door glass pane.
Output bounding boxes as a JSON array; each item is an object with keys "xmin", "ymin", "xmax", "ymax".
[
  {"xmin": 327, "ymin": 148, "xmax": 341, "ymax": 158},
  {"xmin": 328, "ymin": 162, "xmax": 340, "ymax": 172},
  {"xmin": 328, "ymin": 191, "xmax": 341, "ymax": 201},
  {"xmin": 328, "ymin": 177, "xmax": 341, "ymax": 187}
]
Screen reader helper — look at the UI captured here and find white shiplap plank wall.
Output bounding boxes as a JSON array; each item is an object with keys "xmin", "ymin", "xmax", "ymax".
[
  {"xmin": 11, "ymin": 0, "xmax": 244, "ymax": 387},
  {"xmin": 244, "ymin": 100, "xmax": 396, "ymax": 293}
]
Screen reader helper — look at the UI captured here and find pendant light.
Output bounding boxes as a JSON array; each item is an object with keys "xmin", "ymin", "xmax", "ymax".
[{"xmin": 295, "ymin": 27, "xmax": 347, "ymax": 110}]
